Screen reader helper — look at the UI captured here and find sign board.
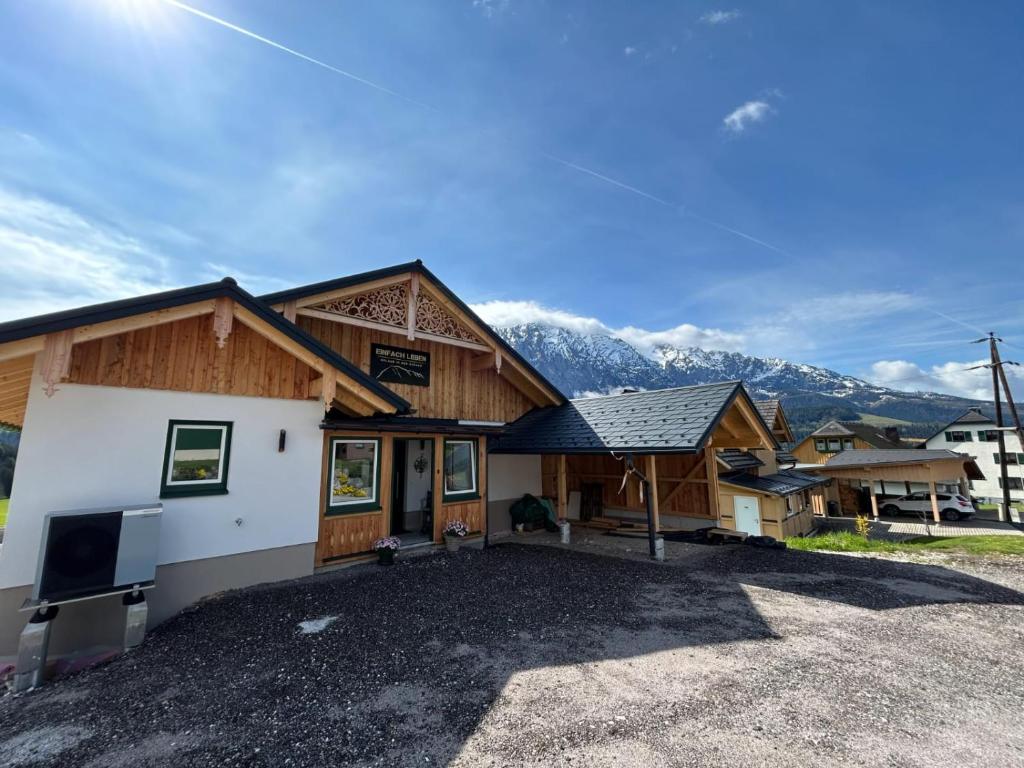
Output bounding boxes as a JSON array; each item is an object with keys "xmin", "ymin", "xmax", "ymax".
[{"xmin": 370, "ymin": 344, "xmax": 430, "ymax": 387}]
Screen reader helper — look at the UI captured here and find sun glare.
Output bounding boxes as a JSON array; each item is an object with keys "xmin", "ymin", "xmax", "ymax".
[{"xmin": 99, "ymin": 0, "xmax": 176, "ymax": 33}]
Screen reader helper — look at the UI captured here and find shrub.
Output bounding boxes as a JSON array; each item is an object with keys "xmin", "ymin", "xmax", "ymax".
[{"xmin": 854, "ymin": 514, "xmax": 871, "ymax": 538}]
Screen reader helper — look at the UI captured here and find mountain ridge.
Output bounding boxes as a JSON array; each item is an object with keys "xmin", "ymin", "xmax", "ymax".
[{"xmin": 496, "ymin": 322, "xmax": 986, "ymax": 439}]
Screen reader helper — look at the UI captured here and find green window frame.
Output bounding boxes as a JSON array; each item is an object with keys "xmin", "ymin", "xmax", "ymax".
[
  {"xmin": 814, "ymin": 439, "xmax": 827, "ymax": 452},
  {"xmin": 160, "ymin": 420, "xmax": 232, "ymax": 498},
  {"xmin": 327, "ymin": 437, "xmax": 382, "ymax": 515},
  {"xmin": 443, "ymin": 438, "xmax": 479, "ymax": 502}
]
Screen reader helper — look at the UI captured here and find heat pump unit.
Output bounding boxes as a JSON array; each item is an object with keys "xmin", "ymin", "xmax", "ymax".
[{"xmin": 32, "ymin": 505, "xmax": 162, "ymax": 604}]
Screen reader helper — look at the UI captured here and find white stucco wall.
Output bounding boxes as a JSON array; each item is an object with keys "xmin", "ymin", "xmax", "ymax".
[
  {"xmin": 0, "ymin": 374, "xmax": 325, "ymax": 589},
  {"xmin": 488, "ymin": 454, "xmax": 542, "ymax": 500},
  {"xmin": 926, "ymin": 426, "xmax": 1024, "ymax": 501}
]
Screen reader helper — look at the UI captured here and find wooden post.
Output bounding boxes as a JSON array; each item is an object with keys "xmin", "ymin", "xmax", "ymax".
[
  {"xmin": 928, "ymin": 477, "xmax": 941, "ymax": 523},
  {"xmin": 557, "ymin": 454, "xmax": 567, "ymax": 520},
  {"xmin": 868, "ymin": 476, "xmax": 880, "ymax": 519},
  {"xmin": 212, "ymin": 297, "xmax": 233, "ymax": 349},
  {"xmin": 406, "ymin": 273, "xmax": 419, "ymax": 340},
  {"xmin": 705, "ymin": 443, "xmax": 721, "ymax": 523},
  {"xmin": 320, "ymin": 368, "xmax": 336, "ymax": 412},
  {"xmin": 646, "ymin": 454, "xmax": 660, "ymax": 534},
  {"xmin": 282, "ymin": 300, "xmax": 297, "ymax": 323},
  {"xmin": 39, "ymin": 330, "xmax": 74, "ymax": 397}
]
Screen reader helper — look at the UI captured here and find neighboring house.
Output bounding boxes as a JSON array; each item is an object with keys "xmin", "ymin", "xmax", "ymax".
[
  {"xmin": 716, "ymin": 447, "xmax": 828, "ymax": 539},
  {"xmin": 923, "ymin": 407, "xmax": 1024, "ymax": 503},
  {"xmin": 755, "ymin": 399, "xmax": 795, "ymax": 445},
  {"xmin": 791, "ymin": 420, "xmax": 904, "ymax": 465}
]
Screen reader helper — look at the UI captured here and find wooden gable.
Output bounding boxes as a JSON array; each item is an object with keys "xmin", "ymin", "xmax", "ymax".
[
  {"xmin": 273, "ymin": 270, "xmax": 562, "ymax": 421},
  {"xmin": 709, "ymin": 394, "xmax": 777, "ymax": 451}
]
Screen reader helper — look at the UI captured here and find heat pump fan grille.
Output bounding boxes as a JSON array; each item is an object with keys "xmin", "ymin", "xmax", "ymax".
[{"xmin": 38, "ymin": 512, "xmax": 122, "ymax": 602}]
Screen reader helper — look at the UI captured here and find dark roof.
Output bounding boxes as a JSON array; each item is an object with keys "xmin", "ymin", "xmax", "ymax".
[
  {"xmin": 826, "ymin": 449, "xmax": 970, "ymax": 467},
  {"xmin": 811, "ymin": 420, "xmax": 856, "ymax": 437},
  {"xmin": 719, "ymin": 469, "xmax": 828, "ymax": 496},
  {"xmin": 718, "ymin": 449, "xmax": 764, "ymax": 471},
  {"xmin": 823, "ymin": 448, "xmax": 985, "ymax": 480},
  {"xmin": 776, "ymin": 449, "xmax": 798, "ymax": 466},
  {"xmin": 755, "ymin": 400, "xmax": 781, "ymax": 427},
  {"xmin": 259, "ymin": 260, "xmax": 565, "ymax": 404},
  {"xmin": 810, "ymin": 420, "xmax": 903, "ymax": 448},
  {"xmin": 921, "ymin": 407, "xmax": 1003, "ymax": 444},
  {"xmin": 322, "ymin": 414, "xmax": 506, "ymax": 435},
  {"xmin": 0, "ymin": 278, "xmax": 410, "ymax": 414},
  {"xmin": 490, "ymin": 381, "xmax": 762, "ymax": 454}
]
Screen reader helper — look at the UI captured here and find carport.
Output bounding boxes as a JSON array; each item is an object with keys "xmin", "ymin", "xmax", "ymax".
[
  {"xmin": 812, "ymin": 449, "xmax": 985, "ymax": 523},
  {"xmin": 489, "ymin": 381, "xmax": 778, "ymax": 547}
]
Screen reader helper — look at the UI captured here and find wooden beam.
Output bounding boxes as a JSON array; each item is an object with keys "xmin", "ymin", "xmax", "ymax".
[
  {"xmin": 868, "ymin": 476, "xmax": 880, "ymax": 519},
  {"xmin": 281, "ymin": 300, "xmax": 297, "ymax": 323},
  {"xmin": 296, "ymin": 307, "xmax": 492, "ymax": 353},
  {"xmin": 232, "ymin": 305, "xmax": 397, "ymax": 414},
  {"xmin": 406, "ymin": 273, "xmax": 419, "ymax": 341},
  {"xmin": 557, "ymin": 454, "xmax": 567, "ymax": 520},
  {"xmin": 277, "ymin": 273, "xmax": 412, "ymax": 311},
  {"xmin": 498, "ymin": 364, "xmax": 549, "ymax": 408},
  {"xmin": 731, "ymin": 396, "xmax": 777, "ymax": 449},
  {"xmin": 471, "ymin": 353, "xmax": 495, "ymax": 372},
  {"xmin": 72, "ymin": 300, "xmax": 217, "ymax": 344},
  {"xmin": 332, "ymin": 381, "xmax": 375, "ymax": 417},
  {"xmin": 39, "ymin": 330, "xmax": 73, "ymax": 397},
  {"xmin": 646, "ymin": 454, "xmax": 660, "ymax": 533},
  {"xmin": 307, "ymin": 375, "xmax": 324, "ymax": 399},
  {"xmin": 320, "ymin": 368, "xmax": 336, "ymax": 413},
  {"xmin": 212, "ymin": 297, "xmax": 233, "ymax": 349},
  {"xmin": 0, "ymin": 337, "xmax": 45, "ymax": 363}
]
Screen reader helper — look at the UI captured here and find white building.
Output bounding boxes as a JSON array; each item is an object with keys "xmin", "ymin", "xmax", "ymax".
[{"xmin": 923, "ymin": 408, "xmax": 1024, "ymax": 502}]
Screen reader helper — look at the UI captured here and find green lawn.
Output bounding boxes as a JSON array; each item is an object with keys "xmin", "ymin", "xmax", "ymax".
[
  {"xmin": 0, "ymin": 497, "xmax": 8, "ymax": 528},
  {"xmin": 787, "ymin": 531, "xmax": 1024, "ymax": 556}
]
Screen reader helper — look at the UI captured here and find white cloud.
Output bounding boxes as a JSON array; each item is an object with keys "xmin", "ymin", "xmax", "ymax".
[
  {"xmin": 472, "ymin": 0, "xmax": 509, "ymax": 19},
  {"xmin": 470, "ymin": 299, "xmax": 746, "ymax": 355},
  {"xmin": 0, "ymin": 187, "xmax": 175, "ymax": 320},
  {"xmin": 868, "ymin": 358, "xmax": 1024, "ymax": 400},
  {"xmin": 624, "ymin": 46, "xmax": 638, "ymax": 56},
  {"xmin": 700, "ymin": 10, "xmax": 742, "ymax": 25},
  {"xmin": 200, "ymin": 263, "xmax": 294, "ymax": 296},
  {"xmin": 723, "ymin": 100, "xmax": 773, "ymax": 133}
]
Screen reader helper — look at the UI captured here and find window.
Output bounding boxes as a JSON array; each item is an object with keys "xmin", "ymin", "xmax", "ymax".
[
  {"xmin": 327, "ymin": 437, "xmax": 381, "ymax": 514},
  {"xmin": 999, "ymin": 477, "xmax": 1024, "ymax": 491},
  {"xmin": 443, "ymin": 439, "xmax": 478, "ymax": 500},
  {"xmin": 979, "ymin": 430, "xmax": 999, "ymax": 442},
  {"xmin": 994, "ymin": 453, "xmax": 1021, "ymax": 466},
  {"xmin": 945, "ymin": 431, "xmax": 972, "ymax": 443},
  {"xmin": 842, "ymin": 439, "xmax": 854, "ymax": 450},
  {"xmin": 161, "ymin": 420, "xmax": 232, "ymax": 497},
  {"xmin": 827, "ymin": 439, "xmax": 841, "ymax": 452},
  {"xmin": 814, "ymin": 439, "xmax": 827, "ymax": 452}
]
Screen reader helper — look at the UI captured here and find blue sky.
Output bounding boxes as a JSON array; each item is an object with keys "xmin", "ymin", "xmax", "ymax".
[{"xmin": 1, "ymin": 1, "xmax": 1022, "ymax": 399}]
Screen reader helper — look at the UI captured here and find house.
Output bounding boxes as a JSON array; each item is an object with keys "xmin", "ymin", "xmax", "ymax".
[
  {"xmin": 790, "ymin": 420, "xmax": 904, "ymax": 465},
  {"xmin": 923, "ymin": 407, "xmax": 1024, "ymax": 504},
  {"xmin": 754, "ymin": 399, "xmax": 795, "ymax": 444},
  {"xmin": 807, "ymin": 449, "xmax": 985, "ymax": 521},
  {"xmin": 0, "ymin": 261, "xmax": 792, "ymax": 663},
  {"xmin": 0, "ymin": 263, "xmax": 563, "ymax": 660}
]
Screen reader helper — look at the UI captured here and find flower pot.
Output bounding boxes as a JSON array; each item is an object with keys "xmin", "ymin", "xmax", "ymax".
[
  {"xmin": 376, "ymin": 548, "xmax": 395, "ymax": 566},
  {"xmin": 444, "ymin": 534, "xmax": 461, "ymax": 554}
]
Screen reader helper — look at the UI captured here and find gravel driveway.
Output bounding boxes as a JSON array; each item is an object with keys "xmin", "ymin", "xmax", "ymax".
[{"xmin": 2, "ymin": 540, "xmax": 1024, "ymax": 767}]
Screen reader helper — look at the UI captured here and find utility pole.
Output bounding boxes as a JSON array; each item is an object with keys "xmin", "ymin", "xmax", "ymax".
[{"xmin": 973, "ymin": 333, "xmax": 1023, "ymax": 522}]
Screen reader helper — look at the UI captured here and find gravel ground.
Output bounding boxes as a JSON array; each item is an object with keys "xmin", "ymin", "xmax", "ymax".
[{"xmin": 3, "ymin": 539, "xmax": 1024, "ymax": 767}]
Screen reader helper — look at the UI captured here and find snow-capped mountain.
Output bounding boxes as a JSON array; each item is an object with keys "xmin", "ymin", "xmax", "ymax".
[{"xmin": 497, "ymin": 323, "xmax": 988, "ymax": 436}]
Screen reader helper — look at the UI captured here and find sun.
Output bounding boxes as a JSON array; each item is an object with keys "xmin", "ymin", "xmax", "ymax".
[{"xmin": 97, "ymin": 0, "xmax": 176, "ymax": 33}]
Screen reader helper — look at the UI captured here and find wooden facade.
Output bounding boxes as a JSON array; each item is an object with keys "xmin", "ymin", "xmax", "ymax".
[
  {"xmin": 0, "ymin": 354, "xmax": 33, "ymax": 428},
  {"xmin": 316, "ymin": 431, "xmax": 487, "ymax": 563},
  {"xmin": 67, "ymin": 314, "xmax": 320, "ymax": 401},
  {"xmin": 540, "ymin": 452, "xmax": 715, "ymax": 522},
  {"xmin": 791, "ymin": 435, "xmax": 875, "ymax": 465},
  {"xmin": 299, "ymin": 316, "xmax": 535, "ymax": 423},
  {"xmin": 718, "ymin": 484, "xmax": 820, "ymax": 540}
]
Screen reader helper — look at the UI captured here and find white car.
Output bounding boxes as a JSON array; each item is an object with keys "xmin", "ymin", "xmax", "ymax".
[{"xmin": 881, "ymin": 492, "xmax": 976, "ymax": 521}]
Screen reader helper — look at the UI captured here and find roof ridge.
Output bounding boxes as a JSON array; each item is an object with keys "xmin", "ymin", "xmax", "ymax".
[{"xmin": 569, "ymin": 380, "xmax": 741, "ymax": 403}]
